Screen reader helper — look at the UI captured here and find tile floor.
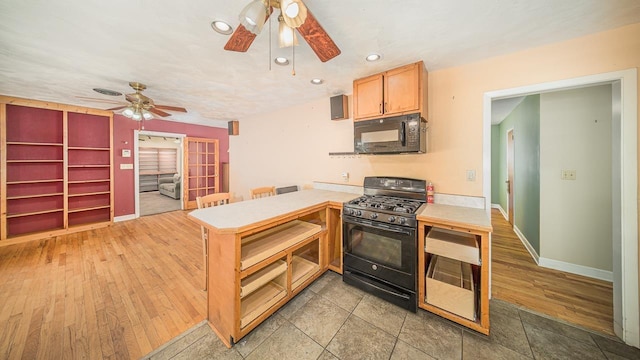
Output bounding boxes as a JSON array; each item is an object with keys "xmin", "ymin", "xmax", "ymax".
[{"xmin": 142, "ymin": 271, "xmax": 640, "ymax": 360}]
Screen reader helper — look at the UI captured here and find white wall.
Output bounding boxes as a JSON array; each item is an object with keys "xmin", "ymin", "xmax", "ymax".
[{"xmin": 539, "ymin": 84, "xmax": 613, "ymax": 271}]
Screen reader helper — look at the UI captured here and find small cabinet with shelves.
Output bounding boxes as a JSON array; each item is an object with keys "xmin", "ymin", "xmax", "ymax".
[
  {"xmin": 353, "ymin": 61, "xmax": 427, "ymax": 121},
  {"xmin": 200, "ymin": 204, "xmax": 331, "ymax": 347},
  {"xmin": 417, "ymin": 208, "xmax": 491, "ymax": 335}
]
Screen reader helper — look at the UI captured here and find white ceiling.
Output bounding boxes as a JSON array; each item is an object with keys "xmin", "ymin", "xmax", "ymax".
[{"xmin": 1, "ymin": 0, "xmax": 639, "ymax": 128}]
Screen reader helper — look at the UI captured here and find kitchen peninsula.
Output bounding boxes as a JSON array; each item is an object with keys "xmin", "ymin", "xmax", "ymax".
[{"xmin": 188, "ymin": 189, "xmax": 357, "ymax": 347}]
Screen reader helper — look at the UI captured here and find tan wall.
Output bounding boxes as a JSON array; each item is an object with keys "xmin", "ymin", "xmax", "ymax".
[{"xmin": 230, "ymin": 22, "xmax": 640, "ymax": 333}]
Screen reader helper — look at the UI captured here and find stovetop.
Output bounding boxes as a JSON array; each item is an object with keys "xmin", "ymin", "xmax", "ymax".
[{"xmin": 346, "ymin": 195, "xmax": 423, "ymax": 215}]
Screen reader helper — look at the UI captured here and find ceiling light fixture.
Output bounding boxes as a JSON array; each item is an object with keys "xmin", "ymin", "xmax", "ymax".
[
  {"xmin": 121, "ymin": 104, "xmax": 153, "ymax": 122},
  {"xmin": 238, "ymin": 0, "xmax": 267, "ymax": 35},
  {"xmin": 211, "ymin": 20, "xmax": 233, "ymax": 35},
  {"xmin": 310, "ymin": 78, "xmax": 324, "ymax": 85},
  {"xmin": 278, "ymin": 15, "xmax": 298, "ymax": 48},
  {"xmin": 366, "ymin": 53, "xmax": 381, "ymax": 62},
  {"xmin": 274, "ymin": 57, "xmax": 289, "ymax": 65},
  {"xmin": 280, "ymin": 0, "xmax": 307, "ymax": 28}
]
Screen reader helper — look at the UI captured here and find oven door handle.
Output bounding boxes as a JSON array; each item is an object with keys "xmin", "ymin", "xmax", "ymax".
[{"xmin": 343, "ymin": 215, "xmax": 414, "ymax": 235}]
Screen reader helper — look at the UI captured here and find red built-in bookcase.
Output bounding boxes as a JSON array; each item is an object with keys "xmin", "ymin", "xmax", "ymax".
[{"xmin": 1, "ymin": 96, "xmax": 113, "ymax": 245}]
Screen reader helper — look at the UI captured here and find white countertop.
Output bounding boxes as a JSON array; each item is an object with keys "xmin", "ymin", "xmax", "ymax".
[
  {"xmin": 188, "ymin": 189, "xmax": 358, "ymax": 233},
  {"xmin": 416, "ymin": 203, "xmax": 492, "ymax": 232}
]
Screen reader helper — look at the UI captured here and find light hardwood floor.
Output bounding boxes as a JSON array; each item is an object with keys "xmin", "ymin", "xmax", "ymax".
[
  {"xmin": 491, "ymin": 208, "xmax": 614, "ymax": 335},
  {"xmin": 0, "ymin": 208, "xmax": 616, "ymax": 359},
  {"xmin": 0, "ymin": 211, "xmax": 206, "ymax": 359}
]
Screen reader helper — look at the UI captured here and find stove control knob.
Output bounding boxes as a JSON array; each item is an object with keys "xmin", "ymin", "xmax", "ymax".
[
  {"xmin": 388, "ymin": 216, "xmax": 396, "ymax": 223},
  {"xmin": 399, "ymin": 217, "xmax": 406, "ymax": 225},
  {"xmin": 370, "ymin": 213, "xmax": 378, "ymax": 219},
  {"xmin": 356, "ymin": 210, "xmax": 362, "ymax": 216}
]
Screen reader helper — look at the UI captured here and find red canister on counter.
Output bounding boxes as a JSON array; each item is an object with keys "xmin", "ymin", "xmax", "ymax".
[{"xmin": 427, "ymin": 182, "xmax": 434, "ymax": 203}]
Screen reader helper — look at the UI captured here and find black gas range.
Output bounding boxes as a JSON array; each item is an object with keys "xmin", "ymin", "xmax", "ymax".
[{"xmin": 343, "ymin": 176, "xmax": 426, "ymax": 312}]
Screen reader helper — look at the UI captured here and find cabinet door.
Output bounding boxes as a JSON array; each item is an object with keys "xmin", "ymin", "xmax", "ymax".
[
  {"xmin": 353, "ymin": 73, "xmax": 383, "ymax": 120},
  {"xmin": 384, "ymin": 62, "xmax": 421, "ymax": 116}
]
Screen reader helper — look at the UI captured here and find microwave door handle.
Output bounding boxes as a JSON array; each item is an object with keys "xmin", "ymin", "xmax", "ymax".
[{"xmin": 400, "ymin": 122, "xmax": 406, "ymax": 146}]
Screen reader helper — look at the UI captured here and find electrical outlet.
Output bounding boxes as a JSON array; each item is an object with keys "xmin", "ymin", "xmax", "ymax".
[
  {"xmin": 561, "ymin": 170, "xmax": 576, "ymax": 180},
  {"xmin": 341, "ymin": 172, "xmax": 349, "ymax": 182},
  {"xmin": 466, "ymin": 170, "xmax": 476, "ymax": 182}
]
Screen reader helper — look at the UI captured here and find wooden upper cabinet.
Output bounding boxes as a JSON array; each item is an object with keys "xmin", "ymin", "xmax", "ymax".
[
  {"xmin": 353, "ymin": 61, "xmax": 427, "ymax": 121},
  {"xmin": 353, "ymin": 73, "xmax": 383, "ymax": 119}
]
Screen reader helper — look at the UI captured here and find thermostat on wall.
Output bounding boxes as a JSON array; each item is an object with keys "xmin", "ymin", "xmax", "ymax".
[{"xmin": 122, "ymin": 149, "xmax": 131, "ymax": 157}]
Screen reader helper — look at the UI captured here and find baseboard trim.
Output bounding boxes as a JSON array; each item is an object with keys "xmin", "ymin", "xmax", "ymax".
[
  {"xmin": 513, "ymin": 225, "xmax": 540, "ymax": 264},
  {"xmin": 114, "ymin": 214, "xmax": 137, "ymax": 222},
  {"xmin": 538, "ymin": 257, "xmax": 613, "ymax": 282},
  {"xmin": 491, "ymin": 203, "xmax": 508, "ymax": 221}
]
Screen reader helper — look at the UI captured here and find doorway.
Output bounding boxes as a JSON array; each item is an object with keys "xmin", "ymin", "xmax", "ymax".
[
  {"xmin": 506, "ymin": 129, "xmax": 514, "ymax": 226},
  {"xmin": 134, "ymin": 130, "xmax": 186, "ymax": 217},
  {"xmin": 483, "ymin": 69, "xmax": 638, "ymax": 347}
]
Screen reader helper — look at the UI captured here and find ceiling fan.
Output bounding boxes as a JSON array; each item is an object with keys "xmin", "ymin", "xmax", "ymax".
[
  {"xmin": 104, "ymin": 82, "xmax": 187, "ymax": 120},
  {"xmin": 224, "ymin": 0, "xmax": 341, "ymax": 63}
]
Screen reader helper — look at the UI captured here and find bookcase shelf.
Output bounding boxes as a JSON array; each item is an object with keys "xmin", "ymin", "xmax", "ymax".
[{"xmin": 1, "ymin": 98, "xmax": 113, "ymax": 243}]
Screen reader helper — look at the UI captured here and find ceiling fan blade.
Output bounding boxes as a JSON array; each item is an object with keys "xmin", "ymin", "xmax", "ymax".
[
  {"xmin": 224, "ymin": 8, "xmax": 273, "ymax": 52},
  {"xmin": 106, "ymin": 105, "xmax": 128, "ymax": 111},
  {"xmin": 297, "ymin": 9, "xmax": 341, "ymax": 62},
  {"xmin": 155, "ymin": 105, "xmax": 187, "ymax": 113},
  {"xmin": 149, "ymin": 107, "xmax": 171, "ymax": 117}
]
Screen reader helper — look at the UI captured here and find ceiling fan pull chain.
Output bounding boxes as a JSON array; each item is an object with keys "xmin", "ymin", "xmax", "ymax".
[{"xmin": 292, "ymin": 42, "xmax": 295, "ymax": 76}]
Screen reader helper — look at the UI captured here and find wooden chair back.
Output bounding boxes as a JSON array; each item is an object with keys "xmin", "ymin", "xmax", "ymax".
[
  {"xmin": 196, "ymin": 192, "xmax": 230, "ymax": 291},
  {"xmin": 250, "ymin": 186, "xmax": 276, "ymax": 199}
]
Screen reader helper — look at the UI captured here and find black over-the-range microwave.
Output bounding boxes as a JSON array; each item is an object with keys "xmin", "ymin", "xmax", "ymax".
[{"xmin": 354, "ymin": 113, "xmax": 427, "ymax": 154}]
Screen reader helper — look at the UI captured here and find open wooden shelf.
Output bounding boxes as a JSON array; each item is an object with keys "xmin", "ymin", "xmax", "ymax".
[
  {"xmin": 240, "ymin": 281, "xmax": 286, "ymax": 329},
  {"xmin": 240, "ymin": 260, "xmax": 287, "ymax": 299},
  {"xmin": 425, "ymin": 227, "xmax": 480, "ymax": 265},
  {"xmin": 291, "ymin": 255, "xmax": 320, "ymax": 290},
  {"xmin": 7, "ymin": 192, "xmax": 64, "ymax": 200},
  {"xmin": 7, "ymin": 160, "xmax": 63, "ymax": 163},
  {"xmin": 68, "ymin": 205, "xmax": 110, "ymax": 214},
  {"xmin": 7, "ymin": 179, "xmax": 63, "ymax": 185},
  {"xmin": 7, "ymin": 208, "xmax": 63, "ymax": 219},
  {"xmin": 68, "ymin": 191, "xmax": 110, "ymax": 198},
  {"xmin": 68, "ymin": 179, "xmax": 110, "ymax": 184},
  {"xmin": 240, "ymin": 220, "xmax": 321, "ymax": 270},
  {"xmin": 6, "ymin": 142, "xmax": 63, "ymax": 146},
  {"xmin": 68, "ymin": 146, "xmax": 109, "ymax": 151},
  {"xmin": 68, "ymin": 164, "xmax": 110, "ymax": 168}
]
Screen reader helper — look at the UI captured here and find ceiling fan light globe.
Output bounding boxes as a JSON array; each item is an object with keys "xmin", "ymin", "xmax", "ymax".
[
  {"xmin": 239, "ymin": 0, "xmax": 267, "ymax": 34},
  {"xmin": 123, "ymin": 108, "xmax": 134, "ymax": 117},
  {"xmin": 278, "ymin": 21, "xmax": 298, "ymax": 48},
  {"xmin": 132, "ymin": 113, "xmax": 142, "ymax": 121},
  {"xmin": 142, "ymin": 111, "xmax": 153, "ymax": 120},
  {"xmin": 280, "ymin": 0, "xmax": 307, "ymax": 28}
]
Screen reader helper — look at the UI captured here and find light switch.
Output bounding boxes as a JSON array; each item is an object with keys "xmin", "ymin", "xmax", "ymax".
[
  {"xmin": 466, "ymin": 170, "xmax": 476, "ymax": 182},
  {"xmin": 120, "ymin": 163, "xmax": 133, "ymax": 170}
]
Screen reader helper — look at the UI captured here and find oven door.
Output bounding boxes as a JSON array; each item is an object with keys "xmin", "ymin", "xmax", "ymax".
[{"xmin": 342, "ymin": 215, "xmax": 416, "ymax": 290}]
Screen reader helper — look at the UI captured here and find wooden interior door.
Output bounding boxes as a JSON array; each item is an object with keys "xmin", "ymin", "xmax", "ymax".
[
  {"xmin": 183, "ymin": 137, "xmax": 219, "ymax": 210},
  {"xmin": 507, "ymin": 129, "xmax": 515, "ymax": 226}
]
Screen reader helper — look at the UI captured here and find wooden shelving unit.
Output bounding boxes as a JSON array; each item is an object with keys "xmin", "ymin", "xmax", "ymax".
[
  {"xmin": 0, "ymin": 96, "xmax": 113, "ymax": 245},
  {"xmin": 418, "ymin": 220, "xmax": 491, "ymax": 335},
  {"xmin": 200, "ymin": 204, "xmax": 337, "ymax": 347}
]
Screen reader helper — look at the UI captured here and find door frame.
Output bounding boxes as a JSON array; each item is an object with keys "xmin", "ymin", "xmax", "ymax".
[
  {"xmin": 134, "ymin": 130, "xmax": 186, "ymax": 218},
  {"xmin": 482, "ymin": 68, "xmax": 638, "ymax": 346},
  {"xmin": 506, "ymin": 128, "xmax": 515, "ymax": 226}
]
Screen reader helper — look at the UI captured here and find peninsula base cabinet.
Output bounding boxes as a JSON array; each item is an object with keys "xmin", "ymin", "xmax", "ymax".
[
  {"xmin": 417, "ymin": 220, "xmax": 491, "ymax": 335},
  {"xmin": 205, "ymin": 204, "xmax": 342, "ymax": 347}
]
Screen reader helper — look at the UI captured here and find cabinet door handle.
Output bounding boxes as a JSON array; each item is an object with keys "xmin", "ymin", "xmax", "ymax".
[
  {"xmin": 385, "ymin": 102, "xmax": 388, "ymax": 112},
  {"xmin": 379, "ymin": 103, "xmax": 382, "ymax": 114}
]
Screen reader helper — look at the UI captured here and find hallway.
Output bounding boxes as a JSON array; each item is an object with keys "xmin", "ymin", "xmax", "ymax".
[{"xmin": 490, "ymin": 209, "xmax": 614, "ymax": 336}]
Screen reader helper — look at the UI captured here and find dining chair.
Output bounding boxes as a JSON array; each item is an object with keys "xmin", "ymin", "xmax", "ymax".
[
  {"xmin": 196, "ymin": 192, "xmax": 230, "ymax": 291},
  {"xmin": 250, "ymin": 186, "xmax": 276, "ymax": 199}
]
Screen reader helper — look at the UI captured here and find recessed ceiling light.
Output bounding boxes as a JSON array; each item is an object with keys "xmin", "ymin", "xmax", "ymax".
[
  {"xmin": 211, "ymin": 20, "xmax": 233, "ymax": 35},
  {"xmin": 310, "ymin": 78, "xmax": 324, "ymax": 85},
  {"xmin": 92, "ymin": 88, "xmax": 122, "ymax": 96},
  {"xmin": 274, "ymin": 57, "xmax": 290, "ymax": 65},
  {"xmin": 365, "ymin": 53, "xmax": 381, "ymax": 62}
]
